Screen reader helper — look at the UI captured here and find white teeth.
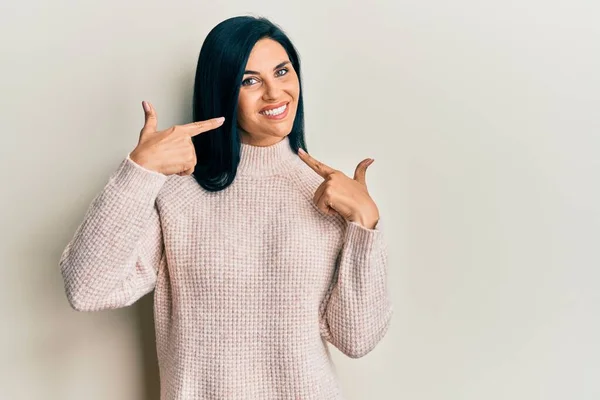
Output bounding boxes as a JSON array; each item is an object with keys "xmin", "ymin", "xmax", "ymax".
[{"xmin": 261, "ymin": 103, "xmax": 287, "ymax": 116}]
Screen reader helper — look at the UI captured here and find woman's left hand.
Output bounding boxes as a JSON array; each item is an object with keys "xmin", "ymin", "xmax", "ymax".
[{"xmin": 297, "ymin": 148, "xmax": 380, "ymax": 229}]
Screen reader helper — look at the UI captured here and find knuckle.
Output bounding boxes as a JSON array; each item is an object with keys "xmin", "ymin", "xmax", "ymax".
[{"xmin": 186, "ymin": 151, "xmax": 196, "ymax": 164}]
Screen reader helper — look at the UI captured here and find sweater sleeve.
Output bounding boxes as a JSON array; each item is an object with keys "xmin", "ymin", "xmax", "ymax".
[
  {"xmin": 59, "ymin": 154, "xmax": 169, "ymax": 312},
  {"xmin": 319, "ymin": 218, "xmax": 393, "ymax": 358}
]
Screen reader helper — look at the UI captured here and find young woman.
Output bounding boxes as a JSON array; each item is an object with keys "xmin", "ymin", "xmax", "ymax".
[{"xmin": 60, "ymin": 15, "xmax": 393, "ymax": 400}]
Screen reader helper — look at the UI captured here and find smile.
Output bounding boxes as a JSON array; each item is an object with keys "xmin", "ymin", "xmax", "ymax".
[{"xmin": 259, "ymin": 102, "xmax": 289, "ymax": 119}]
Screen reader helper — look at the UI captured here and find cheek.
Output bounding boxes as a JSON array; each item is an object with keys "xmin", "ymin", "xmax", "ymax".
[
  {"xmin": 237, "ymin": 97, "xmax": 254, "ymax": 121},
  {"xmin": 289, "ymin": 83, "xmax": 300, "ymax": 108},
  {"xmin": 287, "ymin": 79, "xmax": 301, "ymax": 102}
]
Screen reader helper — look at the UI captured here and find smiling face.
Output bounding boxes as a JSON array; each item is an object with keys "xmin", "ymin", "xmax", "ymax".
[{"xmin": 236, "ymin": 38, "xmax": 300, "ymax": 146}]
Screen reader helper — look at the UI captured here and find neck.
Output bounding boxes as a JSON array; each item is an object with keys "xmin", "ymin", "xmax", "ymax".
[{"xmin": 236, "ymin": 128, "xmax": 299, "ymax": 177}]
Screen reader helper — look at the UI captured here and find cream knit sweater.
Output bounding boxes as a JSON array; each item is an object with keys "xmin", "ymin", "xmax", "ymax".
[{"xmin": 59, "ymin": 135, "xmax": 393, "ymax": 399}]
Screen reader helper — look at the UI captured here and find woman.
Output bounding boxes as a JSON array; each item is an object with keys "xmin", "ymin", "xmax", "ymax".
[{"xmin": 60, "ymin": 15, "xmax": 392, "ymax": 400}]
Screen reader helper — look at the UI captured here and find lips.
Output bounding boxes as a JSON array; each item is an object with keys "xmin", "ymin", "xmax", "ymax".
[{"xmin": 260, "ymin": 101, "xmax": 289, "ymax": 113}]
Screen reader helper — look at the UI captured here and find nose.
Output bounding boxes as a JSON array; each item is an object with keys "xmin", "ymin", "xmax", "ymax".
[{"xmin": 262, "ymin": 79, "xmax": 283, "ymax": 101}]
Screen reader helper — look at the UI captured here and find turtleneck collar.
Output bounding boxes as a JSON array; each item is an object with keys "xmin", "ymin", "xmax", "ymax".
[{"xmin": 236, "ymin": 130, "xmax": 301, "ymax": 177}]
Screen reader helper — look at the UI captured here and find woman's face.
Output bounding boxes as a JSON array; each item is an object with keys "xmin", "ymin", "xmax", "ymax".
[{"xmin": 237, "ymin": 38, "xmax": 300, "ymax": 146}]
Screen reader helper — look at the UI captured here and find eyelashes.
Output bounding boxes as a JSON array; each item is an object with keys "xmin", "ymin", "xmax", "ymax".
[
  {"xmin": 241, "ymin": 77, "xmax": 258, "ymax": 87},
  {"xmin": 242, "ymin": 68, "xmax": 289, "ymax": 87}
]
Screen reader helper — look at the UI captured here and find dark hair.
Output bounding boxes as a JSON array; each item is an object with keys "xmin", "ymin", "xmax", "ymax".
[{"xmin": 191, "ymin": 15, "xmax": 307, "ymax": 192}]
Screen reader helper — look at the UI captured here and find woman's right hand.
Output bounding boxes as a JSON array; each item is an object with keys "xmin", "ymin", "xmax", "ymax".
[{"xmin": 130, "ymin": 101, "xmax": 225, "ymax": 176}]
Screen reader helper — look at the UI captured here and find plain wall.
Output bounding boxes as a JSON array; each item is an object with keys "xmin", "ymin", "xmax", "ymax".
[{"xmin": 1, "ymin": 0, "xmax": 598, "ymax": 399}]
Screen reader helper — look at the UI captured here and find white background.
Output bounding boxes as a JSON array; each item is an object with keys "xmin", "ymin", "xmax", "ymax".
[{"xmin": 1, "ymin": 0, "xmax": 598, "ymax": 399}]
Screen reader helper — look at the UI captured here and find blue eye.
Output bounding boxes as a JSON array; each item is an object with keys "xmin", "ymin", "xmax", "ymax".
[{"xmin": 276, "ymin": 68, "xmax": 289, "ymax": 76}]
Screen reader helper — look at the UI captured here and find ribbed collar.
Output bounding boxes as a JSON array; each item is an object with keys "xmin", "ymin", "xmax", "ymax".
[{"xmin": 237, "ymin": 132, "xmax": 301, "ymax": 177}]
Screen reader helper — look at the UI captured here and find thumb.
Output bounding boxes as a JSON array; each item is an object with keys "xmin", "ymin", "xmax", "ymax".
[
  {"xmin": 140, "ymin": 101, "xmax": 158, "ymax": 135},
  {"xmin": 353, "ymin": 158, "xmax": 373, "ymax": 185}
]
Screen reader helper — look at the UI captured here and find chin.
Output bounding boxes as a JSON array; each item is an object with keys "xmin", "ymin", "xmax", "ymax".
[
  {"xmin": 271, "ymin": 123, "xmax": 294, "ymax": 136},
  {"xmin": 255, "ymin": 116, "xmax": 295, "ymax": 135}
]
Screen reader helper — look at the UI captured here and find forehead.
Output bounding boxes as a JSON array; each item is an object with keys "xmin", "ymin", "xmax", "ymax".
[{"xmin": 245, "ymin": 38, "xmax": 289, "ymax": 70}]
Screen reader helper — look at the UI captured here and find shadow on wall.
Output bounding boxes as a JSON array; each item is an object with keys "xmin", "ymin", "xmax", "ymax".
[{"xmin": 136, "ymin": 293, "xmax": 160, "ymax": 400}]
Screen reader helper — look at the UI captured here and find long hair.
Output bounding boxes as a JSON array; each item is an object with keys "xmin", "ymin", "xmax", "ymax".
[{"xmin": 192, "ymin": 16, "xmax": 307, "ymax": 192}]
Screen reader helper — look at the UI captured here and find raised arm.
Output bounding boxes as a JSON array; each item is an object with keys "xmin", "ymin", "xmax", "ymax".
[
  {"xmin": 59, "ymin": 155, "xmax": 168, "ymax": 311},
  {"xmin": 60, "ymin": 101, "xmax": 226, "ymax": 311},
  {"xmin": 295, "ymin": 141, "xmax": 393, "ymax": 358},
  {"xmin": 319, "ymin": 219, "xmax": 393, "ymax": 358}
]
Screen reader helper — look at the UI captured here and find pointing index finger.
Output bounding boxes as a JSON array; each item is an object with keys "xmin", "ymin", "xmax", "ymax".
[
  {"xmin": 182, "ymin": 117, "xmax": 225, "ymax": 137},
  {"xmin": 297, "ymin": 148, "xmax": 336, "ymax": 178}
]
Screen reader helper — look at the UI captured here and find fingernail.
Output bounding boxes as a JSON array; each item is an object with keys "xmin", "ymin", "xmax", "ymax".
[
  {"xmin": 142, "ymin": 101, "xmax": 149, "ymax": 112},
  {"xmin": 298, "ymin": 148, "xmax": 306, "ymax": 155},
  {"xmin": 217, "ymin": 117, "xmax": 225, "ymax": 123}
]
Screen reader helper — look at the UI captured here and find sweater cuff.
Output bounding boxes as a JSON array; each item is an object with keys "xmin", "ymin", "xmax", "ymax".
[
  {"xmin": 344, "ymin": 218, "xmax": 385, "ymax": 262},
  {"xmin": 108, "ymin": 155, "xmax": 169, "ymax": 200},
  {"xmin": 126, "ymin": 152, "xmax": 167, "ymax": 177}
]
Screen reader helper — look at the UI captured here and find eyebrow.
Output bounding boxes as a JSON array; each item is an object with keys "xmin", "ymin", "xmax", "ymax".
[{"xmin": 244, "ymin": 61, "xmax": 290, "ymax": 75}]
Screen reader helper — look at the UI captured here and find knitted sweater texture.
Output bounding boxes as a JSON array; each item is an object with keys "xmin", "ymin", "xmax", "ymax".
[{"xmin": 59, "ymin": 135, "xmax": 393, "ymax": 400}]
